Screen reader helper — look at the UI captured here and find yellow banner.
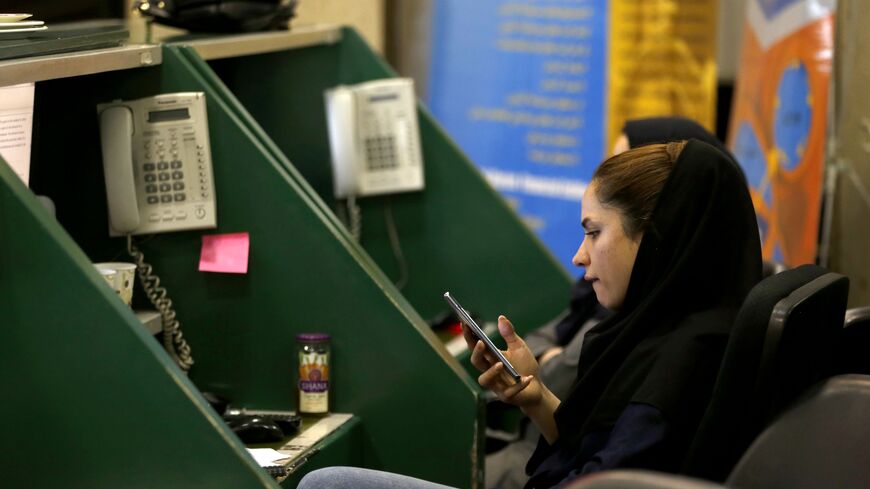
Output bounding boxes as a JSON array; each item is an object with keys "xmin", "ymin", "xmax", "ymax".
[{"xmin": 607, "ymin": 0, "xmax": 719, "ymax": 150}]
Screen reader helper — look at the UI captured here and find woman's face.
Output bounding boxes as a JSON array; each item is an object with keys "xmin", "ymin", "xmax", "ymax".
[
  {"xmin": 611, "ymin": 133, "xmax": 630, "ymax": 156},
  {"xmin": 573, "ymin": 183, "xmax": 642, "ymax": 310}
]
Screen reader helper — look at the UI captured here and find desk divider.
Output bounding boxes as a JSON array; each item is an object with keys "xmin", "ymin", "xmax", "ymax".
[
  {"xmin": 0, "ymin": 157, "xmax": 277, "ymax": 489},
  {"xmin": 196, "ymin": 27, "xmax": 573, "ymax": 335}
]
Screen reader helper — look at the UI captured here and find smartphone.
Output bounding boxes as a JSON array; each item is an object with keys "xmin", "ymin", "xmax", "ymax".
[{"xmin": 443, "ymin": 292, "xmax": 521, "ymax": 383}]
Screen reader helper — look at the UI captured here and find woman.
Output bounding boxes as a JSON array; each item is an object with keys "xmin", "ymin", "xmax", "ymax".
[
  {"xmin": 490, "ymin": 117, "xmax": 741, "ymax": 489},
  {"xmin": 298, "ymin": 139, "xmax": 762, "ymax": 488}
]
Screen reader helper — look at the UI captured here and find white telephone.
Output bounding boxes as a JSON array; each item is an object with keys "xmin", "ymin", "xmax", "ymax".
[
  {"xmin": 97, "ymin": 92, "xmax": 217, "ymax": 236},
  {"xmin": 95, "ymin": 92, "xmax": 216, "ymax": 373},
  {"xmin": 324, "ymin": 78, "xmax": 425, "ymax": 199}
]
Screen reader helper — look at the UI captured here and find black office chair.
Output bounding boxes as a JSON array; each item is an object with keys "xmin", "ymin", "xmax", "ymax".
[
  {"xmin": 830, "ymin": 306, "xmax": 870, "ymax": 375},
  {"xmin": 564, "ymin": 375, "xmax": 870, "ymax": 489},
  {"xmin": 681, "ymin": 264, "xmax": 849, "ymax": 481}
]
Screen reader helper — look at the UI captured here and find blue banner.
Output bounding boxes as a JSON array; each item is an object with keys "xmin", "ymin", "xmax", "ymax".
[{"xmin": 428, "ymin": 0, "xmax": 609, "ymax": 277}]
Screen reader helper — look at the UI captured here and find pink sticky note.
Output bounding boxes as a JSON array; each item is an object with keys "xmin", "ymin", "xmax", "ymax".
[{"xmin": 199, "ymin": 232, "xmax": 250, "ymax": 274}]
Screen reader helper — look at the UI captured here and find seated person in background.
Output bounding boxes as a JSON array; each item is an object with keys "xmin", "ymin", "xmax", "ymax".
[
  {"xmin": 490, "ymin": 116, "xmax": 740, "ymax": 489},
  {"xmin": 297, "ymin": 139, "xmax": 762, "ymax": 489}
]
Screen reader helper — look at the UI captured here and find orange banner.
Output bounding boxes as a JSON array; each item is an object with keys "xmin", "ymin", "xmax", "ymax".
[{"xmin": 728, "ymin": 1, "xmax": 835, "ymax": 266}]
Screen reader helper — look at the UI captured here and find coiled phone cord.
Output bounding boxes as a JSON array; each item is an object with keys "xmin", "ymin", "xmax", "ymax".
[
  {"xmin": 344, "ymin": 197, "xmax": 410, "ymax": 290},
  {"xmin": 128, "ymin": 235, "xmax": 195, "ymax": 372},
  {"xmin": 346, "ymin": 195, "xmax": 362, "ymax": 241}
]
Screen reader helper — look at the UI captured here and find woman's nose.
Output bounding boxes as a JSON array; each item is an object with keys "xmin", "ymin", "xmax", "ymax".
[{"xmin": 573, "ymin": 239, "xmax": 589, "ymax": 267}]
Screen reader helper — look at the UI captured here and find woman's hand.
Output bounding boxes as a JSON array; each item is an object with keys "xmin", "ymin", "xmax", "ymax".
[
  {"xmin": 465, "ymin": 315, "xmax": 546, "ymax": 408},
  {"xmin": 464, "ymin": 315, "xmax": 562, "ymax": 443}
]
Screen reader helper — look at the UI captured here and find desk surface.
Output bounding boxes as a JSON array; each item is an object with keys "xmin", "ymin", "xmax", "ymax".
[
  {"xmin": 0, "ymin": 43, "xmax": 160, "ymax": 86},
  {"xmin": 248, "ymin": 412, "xmax": 356, "ymax": 482}
]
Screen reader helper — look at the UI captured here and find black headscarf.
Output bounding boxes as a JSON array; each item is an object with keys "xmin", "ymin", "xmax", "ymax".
[
  {"xmin": 557, "ymin": 117, "xmax": 738, "ymax": 345},
  {"xmin": 623, "ymin": 117, "xmax": 735, "ymax": 163},
  {"xmin": 526, "ymin": 140, "xmax": 762, "ymax": 487}
]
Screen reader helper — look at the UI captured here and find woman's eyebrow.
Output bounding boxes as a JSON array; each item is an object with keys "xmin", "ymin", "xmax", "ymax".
[{"xmin": 581, "ymin": 217, "xmax": 594, "ymax": 229}]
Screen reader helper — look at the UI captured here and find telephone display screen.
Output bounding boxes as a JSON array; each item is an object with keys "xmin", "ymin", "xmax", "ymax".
[
  {"xmin": 369, "ymin": 93, "xmax": 398, "ymax": 103},
  {"xmin": 148, "ymin": 108, "xmax": 190, "ymax": 123}
]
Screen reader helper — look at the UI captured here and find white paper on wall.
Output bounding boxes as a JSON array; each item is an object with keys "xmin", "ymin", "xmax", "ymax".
[{"xmin": 0, "ymin": 83, "xmax": 35, "ymax": 186}]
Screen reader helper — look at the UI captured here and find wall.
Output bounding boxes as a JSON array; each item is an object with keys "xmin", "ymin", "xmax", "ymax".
[
  {"xmin": 294, "ymin": 0, "xmax": 385, "ymax": 53},
  {"xmin": 826, "ymin": 0, "xmax": 870, "ymax": 307},
  {"xmin": 717, "ymin": 0, "xmax": 747, "ymax": 82}
]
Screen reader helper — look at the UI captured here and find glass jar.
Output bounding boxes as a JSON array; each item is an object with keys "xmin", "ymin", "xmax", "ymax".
[{"xmin": 296, "ymin": 332, "xmax": 331, "ymax": 415}]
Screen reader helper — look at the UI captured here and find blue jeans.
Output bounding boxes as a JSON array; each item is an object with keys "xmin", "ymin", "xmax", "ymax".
[{"xmin": 296, "ymin": 467, "xmax": 458, "ymax": 489}]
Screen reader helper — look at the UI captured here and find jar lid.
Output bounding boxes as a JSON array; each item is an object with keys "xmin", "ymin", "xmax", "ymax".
[{"xmin": 296, "ymin": 332, "xmax": 331, "ymax": 342}]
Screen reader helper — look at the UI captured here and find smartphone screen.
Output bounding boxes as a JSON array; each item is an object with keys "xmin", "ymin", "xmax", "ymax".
[{"xmin": 443, "ymin": 292, "xmax": 521, "ymax": 382}]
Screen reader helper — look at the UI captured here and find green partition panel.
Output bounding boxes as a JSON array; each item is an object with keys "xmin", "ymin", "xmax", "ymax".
[
  {"xmin": 21, "ymin": 48, "xmax": 482, "ymax": 487},
  {"xmin": 0, "ymin": 158, "xmax": 277, "ymax": 488},
  {"xmin": 200, "ymin": 27, "xmax": 573, "ymax": 335}
]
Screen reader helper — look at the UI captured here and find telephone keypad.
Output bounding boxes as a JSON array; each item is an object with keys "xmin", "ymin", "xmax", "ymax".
[
  {"xmin": 364, "ymin": 135, "xmax": 399, "ymax": 171},
  {"xmin": 137, "ymin": 132, "xmax": 196, "ymax": 214}
]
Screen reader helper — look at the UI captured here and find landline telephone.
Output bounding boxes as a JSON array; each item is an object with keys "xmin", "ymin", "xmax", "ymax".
[
  {"xmin": 97, "ymin": 92, "xmax": 217, "ymax": 236},
  {"xmin": 324, "ymin": 78, "xmax": 424, "ymax": 200},
  {"xmin": 324, "ymin": 79, "xmax": 423, "ymax": 288},
  {"xmin": 97, "ymin": 92, "xmax": 218, "ymax": 372}
]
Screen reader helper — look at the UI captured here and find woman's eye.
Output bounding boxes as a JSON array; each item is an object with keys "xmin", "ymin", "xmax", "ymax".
[{"xmin": 584, "ymin": 230, "xmax": 599, "ymax": 237}]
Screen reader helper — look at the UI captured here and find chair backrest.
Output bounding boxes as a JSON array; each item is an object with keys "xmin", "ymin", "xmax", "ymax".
[
  {"xmin": 727, "ymin": 374, "xmax": 870, "ymax": 489},
  {"xmin": 830, "ymin": 306, "xmax": 870, "ymax": 375},
  {"xmin": 682, "ymin": 264, "xmax": 849, "ymax": 481}
]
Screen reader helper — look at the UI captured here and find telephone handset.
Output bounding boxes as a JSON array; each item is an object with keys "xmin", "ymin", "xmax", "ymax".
[
  {"xmin": 96, "ymin": 92, "xmax": 217, "ymax": 372},
  {"xmin": 324, "ymin": 78, "xmax": 425, "ymax": 199},
  {"xmin": 97, "ymin": 92, "xmax": 217, "ymax": 236}
]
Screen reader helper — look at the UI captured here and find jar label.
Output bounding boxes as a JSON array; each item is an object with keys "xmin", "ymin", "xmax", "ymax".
[{"xmin": 298, "ymin": 351, "xmax": 329, "ymax": 413}]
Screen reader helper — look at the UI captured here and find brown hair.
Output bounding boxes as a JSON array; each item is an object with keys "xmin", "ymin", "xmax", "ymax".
[{"xmin": 591, "ymin": 140, "xmax": 687, "ymax": 237}]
